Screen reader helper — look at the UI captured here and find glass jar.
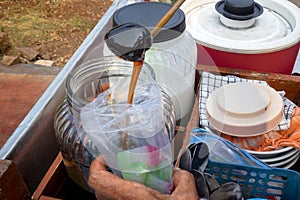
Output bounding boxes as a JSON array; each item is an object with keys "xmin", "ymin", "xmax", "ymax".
[
  {"xmin": 54, "ymin": 56, "xmax": 176, "ymax": 191},
  {"xmin": 111, "ymin": 2, "xmax": 198, "ymax": 123}
]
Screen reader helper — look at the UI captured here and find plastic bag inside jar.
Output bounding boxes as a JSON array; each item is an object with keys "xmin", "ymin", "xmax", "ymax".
[{"xmin": 221, "ymin": 107, "xmax": 300, "ymax": 151}]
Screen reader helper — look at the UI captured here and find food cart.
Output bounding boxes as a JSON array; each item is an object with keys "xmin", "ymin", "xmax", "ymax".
[{"xmin": 0, "ymin": 0, "xmax": 299, "ymax": 199}]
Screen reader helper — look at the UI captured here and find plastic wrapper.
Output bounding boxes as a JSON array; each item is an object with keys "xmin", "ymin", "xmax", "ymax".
[
  {"xmin": 189, "ymin": 128, "xmax": 269, "ymax": 168},
  {"xmin": 80, "ymin": 77, "xmax": 173, "ymax": 194}
]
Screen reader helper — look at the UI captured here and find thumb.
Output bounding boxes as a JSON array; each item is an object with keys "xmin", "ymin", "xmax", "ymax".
[{"xmin": 171, "ymin": 168, "xmax": 199, "ymax": 200}]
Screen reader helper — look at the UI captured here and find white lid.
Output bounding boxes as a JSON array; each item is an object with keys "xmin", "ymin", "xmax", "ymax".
[
  {"xmin": 206, "ymin": 82, "xmax": 283, "ymax": 137},
  {"xmin": 181, "ymin": 0, "xmax": 300, "ymax": 54}
]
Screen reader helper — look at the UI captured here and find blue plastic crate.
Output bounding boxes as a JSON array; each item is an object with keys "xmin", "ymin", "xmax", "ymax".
[{"xmin": 205, "ymin": 160, "xmax": 300, "ymax": 199}]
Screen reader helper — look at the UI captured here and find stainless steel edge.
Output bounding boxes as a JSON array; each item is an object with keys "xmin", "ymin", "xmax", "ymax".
[{"xmin": 0, "ymin": 0, "xmax": 126, "ymax": 193}]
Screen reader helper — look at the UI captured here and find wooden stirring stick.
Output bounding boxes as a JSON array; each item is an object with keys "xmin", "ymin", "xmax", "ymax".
[
  {"xmin": 151, "ymin": 0, "xmax": 186, "ymax": 37},
  {"xmin": 127, "ymin": 0, "xmax": 186, "ymax": 104},
  {"xmin": 126, "ymin": 0, "xmax": 187, "ymax": 150}
]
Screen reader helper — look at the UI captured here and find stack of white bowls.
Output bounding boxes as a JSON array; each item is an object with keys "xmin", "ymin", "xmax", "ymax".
[
  {"xmin": 205, "ymin": 82, "xmax": 299, "ymax": 169},
  {"xmin": 247, "ymin": 147, "xmax": 300, "ymax": 169}
]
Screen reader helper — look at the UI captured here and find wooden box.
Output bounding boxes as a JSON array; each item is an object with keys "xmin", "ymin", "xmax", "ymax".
[{"xmin": 30, "ymin": 65, "xmax": 300, "ymax": 199}]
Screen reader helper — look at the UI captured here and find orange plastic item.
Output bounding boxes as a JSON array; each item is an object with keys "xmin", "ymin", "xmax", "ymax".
[{"xmin": 222, "ymin": 107, "xmax": 300, "ymax": 151}]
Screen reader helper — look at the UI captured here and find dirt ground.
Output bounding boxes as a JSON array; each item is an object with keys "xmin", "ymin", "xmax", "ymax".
[
  {"xmin": 0, "ymin": 0, "xmax": 113, "ymax": 67},
  {"xmin": 0, "ymin": 0, "xmax": 299, "ymax": 67}
]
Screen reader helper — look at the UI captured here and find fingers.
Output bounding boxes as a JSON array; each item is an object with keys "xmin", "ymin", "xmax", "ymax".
[
  {"xmin": 171, "ymin": 168, "xmax": 199, "ymax": 200},
  {"xmin": 88, "ymin": 156, "xmax": 108, "ymax": 189},
  {"xmin": 88, "ymin": 157, "xmax": 111, "ymax": 196},
  {"xmin": 172, "ymin": 168, "xmax": 194, "ymax": 186},
  {"xmin": 88, "ymin": 157, "xmax": 167, "ymax": 200},
  {"xmin": 89, "ymin": 159, "xmax": 199, "ymax": 200},
  {"xmin": 90, "ymin": 156, "xmax": 107, "ymax": 171}
]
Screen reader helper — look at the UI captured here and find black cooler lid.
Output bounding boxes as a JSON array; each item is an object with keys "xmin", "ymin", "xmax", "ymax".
[{"xmin": 113, "ymin": 2, "xmax": 186, "ymax": 43}]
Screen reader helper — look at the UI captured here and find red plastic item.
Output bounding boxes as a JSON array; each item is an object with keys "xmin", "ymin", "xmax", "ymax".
[{"xmin": 197, "ymin": 43, "xmax": 300, "ymax": 74}]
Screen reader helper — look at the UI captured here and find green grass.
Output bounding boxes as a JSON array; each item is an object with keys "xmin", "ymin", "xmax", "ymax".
[
  {"xmin": 0, "ymin": 1, "xmax": 95, "ymax": 48},
  {"xmin": 70, "ymin": 15, "xmax": 95, "ymax": 32}
]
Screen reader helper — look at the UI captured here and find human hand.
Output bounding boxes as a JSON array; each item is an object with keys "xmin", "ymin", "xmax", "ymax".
[{"xmin": 88, "ymin": 157, "xmax": 199, "ymax": 200}]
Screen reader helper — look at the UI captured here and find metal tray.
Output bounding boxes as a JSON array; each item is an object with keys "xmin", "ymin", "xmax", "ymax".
[{"xmin": 0, "ymin": 0, "xmax": 129, "ymax": 193}]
